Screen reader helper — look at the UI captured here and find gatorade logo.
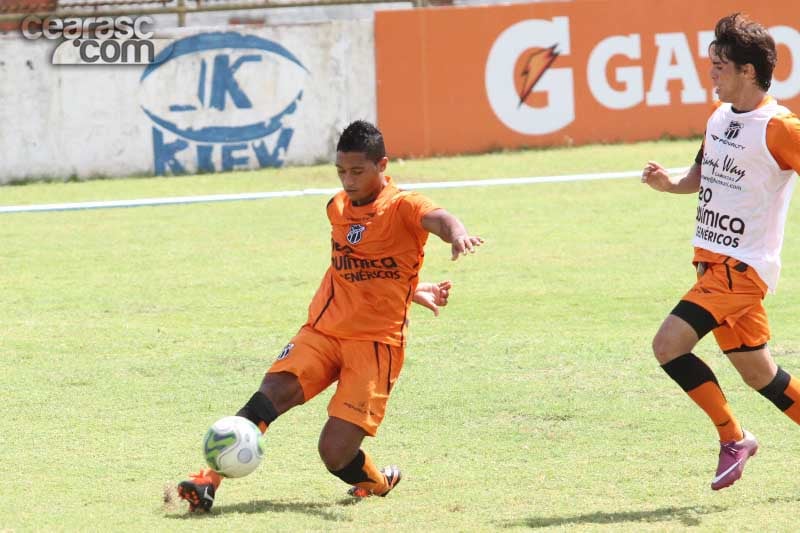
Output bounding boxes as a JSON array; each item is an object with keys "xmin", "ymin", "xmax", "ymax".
[
  {"xmin": 485, "ymin": 18, "xmax": 573, "ymax": 135},
  {"xmin": 485, "ymin": 18, "xmax": 800, "ymax": 136}
]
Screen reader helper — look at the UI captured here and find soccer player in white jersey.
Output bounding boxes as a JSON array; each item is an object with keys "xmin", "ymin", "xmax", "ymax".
[{"xmin": 642, "ymin": 13, "xmax": 800, "ymax": 491}]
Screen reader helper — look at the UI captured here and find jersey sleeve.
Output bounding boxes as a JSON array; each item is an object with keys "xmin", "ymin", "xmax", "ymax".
[
  {"xmin": 397, "ymin": 192, "xmax": 440, "ymax": 236},
  {"xmin": 767, "ymin": 113, "xmax": 800, "ymax": 174}
]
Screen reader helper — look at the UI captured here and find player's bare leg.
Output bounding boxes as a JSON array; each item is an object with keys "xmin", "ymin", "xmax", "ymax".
[
  {"xmin": 255, "ymin": 371, "xmax": 306, "ymax": 422},
  {"xmin": 320, "ymin": 417, "xmax": 401, "ymax": 498},
  {"xmin": 726, "ymin": 347, "xmax": 778, "ymax": 391},
  {"xmin": 651, "ymin": 314, "xmax": 699, "ymax": 365}
]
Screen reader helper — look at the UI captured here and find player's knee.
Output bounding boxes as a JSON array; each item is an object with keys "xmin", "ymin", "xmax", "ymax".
[
  {"xmin": 259, "ymin": 372, "xmax": 304, "ymax": 413},
  {"xmin": 736, "ymin": 366, "xmax": 773, "ymax": 390},
  {"xmin": 652, "ymin": 331, "xmax": 681, "ymax": 364},
  {"xmin": 317, "ymin": 436, "xmax": 349, "ymax": 471}
]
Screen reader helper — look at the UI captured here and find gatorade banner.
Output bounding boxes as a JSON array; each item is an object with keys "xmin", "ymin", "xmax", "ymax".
[{"xmin": 374, "ymin": 0, "xmax": 800, "ymax": 157}]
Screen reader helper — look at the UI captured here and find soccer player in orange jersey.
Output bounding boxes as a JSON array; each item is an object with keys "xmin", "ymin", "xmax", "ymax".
[
  {"xmin": 176, "ymin": 120, "xmax": 483, "ymax": 511},
  {"xmin": 642, "ymin": 13, "xmax": 800, "ymax": 491}
]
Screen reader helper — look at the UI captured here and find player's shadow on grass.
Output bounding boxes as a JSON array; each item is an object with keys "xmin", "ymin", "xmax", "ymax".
[
  {"xmin": 499, "ymin": 494, "xmax": 800, "ymax": 529},
  {"xmin": 498, "ymin": 504, "xmax": 728, "ymax": 528},
  {"xmin": 167, "ymin": 498, "xmax": 360, "ymax": 521}
]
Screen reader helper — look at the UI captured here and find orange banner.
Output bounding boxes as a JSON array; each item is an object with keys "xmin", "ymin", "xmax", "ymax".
[{"xmin": 375, "ymin": 0, "xmax": 800, "ymax": 157}]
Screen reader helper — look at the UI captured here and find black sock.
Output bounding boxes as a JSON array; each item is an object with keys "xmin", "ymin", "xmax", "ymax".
[
  {"xmin": 329, "ymin": 450, "xmax": 372, "ymax": 484},
  {"xmin": 236, "ymin": 391, "xmax": 279, "ymax": 430},
  {"xmin": 661, "ymin": 352, "xmax": 721, "ymax": 392},
  {"xmin": 758, "ymin": 367, "xmax": 793, "ymax": 411}
]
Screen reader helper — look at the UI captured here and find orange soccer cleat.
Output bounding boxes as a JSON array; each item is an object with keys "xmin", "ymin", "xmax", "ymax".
[{"xmin": 177, "ymin": 468, "xmax": 221, "ymax": 512}]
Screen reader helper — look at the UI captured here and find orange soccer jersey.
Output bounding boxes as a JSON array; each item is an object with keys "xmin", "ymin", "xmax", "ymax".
[{"xmin": 305, "ymin": 176, "xmax": 440, "ymax": 347}]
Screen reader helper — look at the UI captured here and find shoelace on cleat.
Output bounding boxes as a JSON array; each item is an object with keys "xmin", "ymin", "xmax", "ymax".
[{"xmin": 720, "ymin": 442, "xmax": 739, "ymax": 456}]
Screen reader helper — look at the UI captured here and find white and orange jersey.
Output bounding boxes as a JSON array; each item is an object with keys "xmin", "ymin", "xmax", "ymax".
[
  {"xmin": 693, "ymin": 96, "xmax": 800, "ymax": 292},
  {"xmin": 305, "ymin": 176, "xmax": 440, "ymax": 346}
]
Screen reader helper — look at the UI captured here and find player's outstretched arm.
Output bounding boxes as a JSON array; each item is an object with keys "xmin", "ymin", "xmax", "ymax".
[
  {"xmin": 413, "ymin": 280, "xmax": 452, "ymax": 316},
  {"xmin": 641, "ymin": 161, "xmax": 701, "ymax": 194},
  {"xmin": 421, "ymin": 209, "xmax": 484, "ymax": 261}
]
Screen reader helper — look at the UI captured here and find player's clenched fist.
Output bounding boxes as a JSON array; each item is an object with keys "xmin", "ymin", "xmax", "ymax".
[{"xmin": 641, "ymin": 160, "xmax": 673, "ymax": 192}]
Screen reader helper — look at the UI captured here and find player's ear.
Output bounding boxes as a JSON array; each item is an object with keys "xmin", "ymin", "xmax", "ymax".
[
  {"xmin": 741, "ymin": 63, "xmax": 756, "ymax": 82},
  {"xmin": 377, "ymin": 156, "xmax": 388, "ymax": 173}
]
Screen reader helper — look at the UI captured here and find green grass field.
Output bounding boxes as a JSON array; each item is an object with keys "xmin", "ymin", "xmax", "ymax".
[{"xmin": 3, "ymin": 139, "xmax": 800, "ymax": 532}]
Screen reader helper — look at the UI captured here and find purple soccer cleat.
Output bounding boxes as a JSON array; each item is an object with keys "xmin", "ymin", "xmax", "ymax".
[{"xmin": 711, "ymin": 429, "xmax": 759, "ymax": 491}]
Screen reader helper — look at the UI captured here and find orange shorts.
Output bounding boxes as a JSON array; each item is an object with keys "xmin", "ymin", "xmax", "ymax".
[
  {"xmin": 678, "ymin": 258, "xmax": 770, "ymax": 353},
  {"xmin": 267, "ymin": 325, "xmax": 404, "ymax": 436}
]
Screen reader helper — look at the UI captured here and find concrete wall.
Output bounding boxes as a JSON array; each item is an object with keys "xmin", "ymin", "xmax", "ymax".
[{"xmin": 0, "ymin": 19, "xmax": 376, "ymax": 183}]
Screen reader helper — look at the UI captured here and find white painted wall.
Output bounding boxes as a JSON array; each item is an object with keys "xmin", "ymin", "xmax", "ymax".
[{"xmin": 0, "ymin": 19, "xmax": 376, "ymax": 183}]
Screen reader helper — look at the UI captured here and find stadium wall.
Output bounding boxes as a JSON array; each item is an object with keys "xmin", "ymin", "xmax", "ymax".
[
  {"xmin": 375, "ymin": 0, "xmax": 800, "ymax": 157},
  {"xmin": 2, "ymin": 1, "xmax": 798, "ymax": 184},
  {"xmin": 0, "ymin": 20, "xmax": 375, "ymax": 183}
]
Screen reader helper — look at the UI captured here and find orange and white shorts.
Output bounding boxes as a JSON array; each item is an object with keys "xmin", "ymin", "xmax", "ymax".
[
  {"xmin": 673, "ymin": 257, "xmax": 770, "ymax": 353},
  {"xmin": 267, "ymin": 325, "xmax": 404, "ymax": 436}
]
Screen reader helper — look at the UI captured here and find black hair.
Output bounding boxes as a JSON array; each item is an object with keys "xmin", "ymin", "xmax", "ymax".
[
  {"xmin": 336, "ymin": 120, "xmax": 386, "ymax": 163},
  {"xmin": 710, "ymin": 12, "xmax": 777, "ymax": 91}
]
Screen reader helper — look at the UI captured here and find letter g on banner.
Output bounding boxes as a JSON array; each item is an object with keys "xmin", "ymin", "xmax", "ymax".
[{"xmin": 485, "ymin": 17, "xmax": 574, "ymax": 135}]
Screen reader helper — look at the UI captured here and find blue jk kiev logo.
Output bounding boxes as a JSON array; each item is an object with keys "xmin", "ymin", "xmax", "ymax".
[{"xmin": 139, "ymin": 32, "xmax": 309, "ymax": 175}]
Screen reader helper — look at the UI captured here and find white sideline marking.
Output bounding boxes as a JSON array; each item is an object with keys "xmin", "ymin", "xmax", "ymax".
[{"xmin": 0, "ymin": 167, "xmax": 689, "ymax": 214}]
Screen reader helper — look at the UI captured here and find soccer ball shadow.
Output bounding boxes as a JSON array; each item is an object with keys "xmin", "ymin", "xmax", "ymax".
[{"xmin": 163, "ymin": 497, "xmax": 360, "ymax": 520}]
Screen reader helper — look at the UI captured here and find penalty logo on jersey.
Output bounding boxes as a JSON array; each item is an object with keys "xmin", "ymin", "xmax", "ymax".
[
  {"xmin": 276, "ymin": 343, "xmax": 294, "ymax": 361},
  {"xmin": 346, "ymin": 224, "xmax": 366, "ymax": 245},
  {"xmin": 725, "ymin": 121, "xmax": 744, "ymax": 140}
]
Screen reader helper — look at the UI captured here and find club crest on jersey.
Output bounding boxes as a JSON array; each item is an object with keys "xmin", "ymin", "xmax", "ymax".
[
  {"xmin": 725, "ymin": 120, "xmax": 743, "ymax": 140},
  {"xmin": 346, "ymin": 224, "xmax": 366, "ymax": 245},
  {"xmin": 276, "ymin": 343, "xmax": 294, "ymax": 361}
]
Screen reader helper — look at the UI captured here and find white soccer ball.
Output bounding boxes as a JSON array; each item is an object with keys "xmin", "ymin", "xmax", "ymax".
[{"xmin": 202, "ymin": 415, "xmax": 265, "ymax": 478}]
